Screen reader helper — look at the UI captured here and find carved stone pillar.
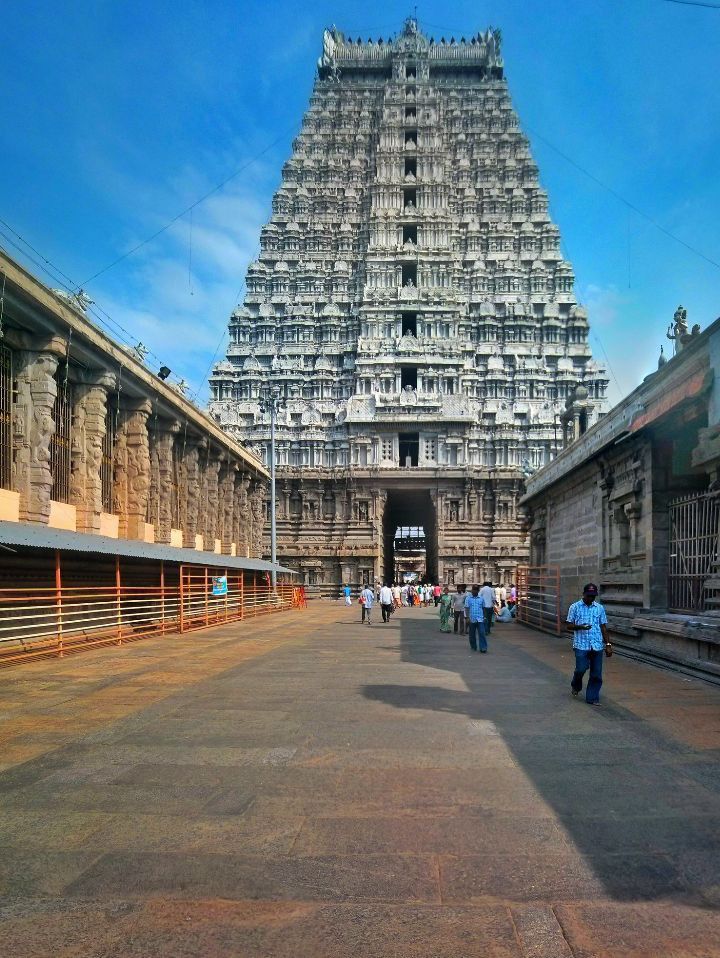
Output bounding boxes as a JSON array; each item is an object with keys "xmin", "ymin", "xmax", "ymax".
[
  {"xmin": 69, "ymin": 371, "xmax": 115, "ymax": 533},
  {"xmin": 234, "ymin": 474, "xmax": 250, "ymax": 557},
  {"xmin": 204, "ymin": 453, "xmax": 222, "ymax": 548},
  {"xmin": 219, "ymin": 462, "xmax": 237, "ymax": 553},
  {"xmin": 248, "ymin": 479, "xmax": 267, "ymax": 559},
  {"xmin": 180, "ymin": 437, "xmax": 203, "ymax": 548},
  {"xmin": 13, "ymin": 343, "xmax": 64, "ymax": 523},
  {"xmin": 114, "ymin": 399, "xmax": 152, "ymax": 540},
  {"xmin": 150, "ymin": 420, "xmax": 179, "ymax": 544},
  {"xmin": 281, "ymin": 480, "xmax": 291, "ymax": 521}
]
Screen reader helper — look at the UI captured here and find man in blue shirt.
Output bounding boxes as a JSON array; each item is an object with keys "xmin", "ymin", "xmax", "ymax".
[
  {"xmin": 464, "ymin": 584, "xmax": 488, "ymax": 653},
  {"xmin": 360, "ymin": 585, "xmax": 374, "ymax": 625},
  {"xmin": 565, "ymin": 583, "xmax": 611, "ymax": 705}
]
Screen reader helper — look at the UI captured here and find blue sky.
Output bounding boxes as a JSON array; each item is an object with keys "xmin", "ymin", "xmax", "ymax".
[{"xmin": 1, "ymin": 0, "xmax": 719, "ymax": 405}]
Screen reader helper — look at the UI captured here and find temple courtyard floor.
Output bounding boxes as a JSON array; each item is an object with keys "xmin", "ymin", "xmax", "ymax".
[{"xmin": 1, "ymin": 603, "xmax": 720, "ymax": 957}]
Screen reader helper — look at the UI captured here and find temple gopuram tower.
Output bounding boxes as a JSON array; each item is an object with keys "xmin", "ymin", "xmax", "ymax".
[{"xmin": 209, "ymin": 19, "xmax": 608, "ymax": 589}]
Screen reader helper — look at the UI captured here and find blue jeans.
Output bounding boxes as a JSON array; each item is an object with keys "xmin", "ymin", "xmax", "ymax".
[
  {"xmin": 468, "ymin": 620, "xmax": 487, "ymax": 652},
  {"xmin": 572, "ymin": 648, "xmax": 603, "ymax": 702}
]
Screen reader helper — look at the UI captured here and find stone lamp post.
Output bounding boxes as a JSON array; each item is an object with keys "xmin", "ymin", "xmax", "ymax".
[{"xmin": 259, "ymin": 385, "xmax": 285, "ymax": 589}]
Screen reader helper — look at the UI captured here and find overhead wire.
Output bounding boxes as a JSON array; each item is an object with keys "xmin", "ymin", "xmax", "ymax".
[
  {"xmin": 79, "ymin": 123, "xmax": 300, "ymax": 288},
  {"xmin": 189, "ymin": 249, "xmax": 257, "ymax": 403},
  {"xmin": 524, "ymin": 125, "xmax": 720, "ymax": 273},
  {"xmin": 662, "ymin": 0, "xmax": 720, "ymax": 8},
  {"xmin": 0, "ymin": 221, "xmax": 172, "ymax": 385},
  {"xmin": 547, "ymin": 194, "xmax": 628, "ymax": 399},
  {"xmin": 0, "ymin": 216, "xmax": 79, "ymax": 291},
  {"xmin": 2, "ymin": 28, "xmax": 717, "ymax": 410},
  {"xmin": 521, "ymin": 118, "xmax": 720, "ymax": 393},
  {"xmin": 3, "ymin": 122, "xmax": 302, "ymax": 398},
  {"xmin": 190, "ymin": 326, "xmax": 227, "ymax": 404},
  {"xmin": 0, "ymin": 216, "xmax": 258, "ymax": 405}
]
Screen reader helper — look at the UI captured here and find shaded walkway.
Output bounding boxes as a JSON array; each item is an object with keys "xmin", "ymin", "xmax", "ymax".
[{"xmin": 0, "ymin": 603, "xmax": 719, "ymax": 956}]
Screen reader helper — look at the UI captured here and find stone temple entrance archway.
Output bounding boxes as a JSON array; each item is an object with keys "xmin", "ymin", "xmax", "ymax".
[{"xmin": 382, "ymin": 489, "xmax": 438, "ymax": 584}]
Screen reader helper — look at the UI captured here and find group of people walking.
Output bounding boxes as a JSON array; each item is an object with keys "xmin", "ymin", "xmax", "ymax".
[
  {"xmin": 440, "ymin": 582, "xmax": 516, "ymax": 635},
  {"xmin": 350, "ymin": 582, "xmax": 438, "ymax": 624},
  {"xmin": 438, "ymin": 582, "xmax": 517, "ymax": 651},
  {"xmin": 348, "ymin": 580, "xmax": 517, "ymax": 642},
  {"xmin": 345, "ymin": 578, "xmax": 613, "ymax": 706}
]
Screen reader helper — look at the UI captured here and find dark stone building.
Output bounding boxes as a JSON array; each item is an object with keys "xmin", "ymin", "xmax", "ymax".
[{"xmin": 522, "ymin": 313, "xmax": 720, "ymax": 675}]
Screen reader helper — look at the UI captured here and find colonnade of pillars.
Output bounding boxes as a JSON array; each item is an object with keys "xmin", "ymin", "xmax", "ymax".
[{"xmin": 6, "ymin": 335, "xmax": 266, "ymax": 558}]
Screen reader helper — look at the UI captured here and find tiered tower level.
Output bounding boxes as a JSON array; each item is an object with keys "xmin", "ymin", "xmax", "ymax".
[{"xmin": 210, "ymin": 19, "xmax": 608, "ymax": 588}]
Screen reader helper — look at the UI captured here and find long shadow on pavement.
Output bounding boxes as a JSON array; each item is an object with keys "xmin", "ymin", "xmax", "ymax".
[{"xmin": 362, "ymin": 610, "xmax": 720, "ymax": 908}]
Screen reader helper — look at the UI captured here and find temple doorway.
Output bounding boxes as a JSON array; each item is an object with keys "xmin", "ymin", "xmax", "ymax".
[{"xmin": 382, "ymin": 488, "xmax": 438, "ymax": 584}]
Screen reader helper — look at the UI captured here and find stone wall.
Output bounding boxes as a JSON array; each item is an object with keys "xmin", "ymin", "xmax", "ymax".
[
  {"xmin": 531, "ymin": 464, "xmax": 601, "ymax": 617},
  {"xmin": 522, "ymin": 319, "xmax": 720, "ymax": 673},
  {"xmin": 274, "ymin": 470, "xmax": 527, "ymax": 590}
]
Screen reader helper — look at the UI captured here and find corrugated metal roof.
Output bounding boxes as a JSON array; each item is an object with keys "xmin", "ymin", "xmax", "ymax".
[{"xmin": 0, "ymin": 522, "xmax": 296, "ymax": 575}]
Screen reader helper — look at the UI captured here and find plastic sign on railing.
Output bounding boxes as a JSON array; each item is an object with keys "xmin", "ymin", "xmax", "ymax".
[{"xmin": 211, "ymin": 575, "xmax": 228, "ymax": 597}]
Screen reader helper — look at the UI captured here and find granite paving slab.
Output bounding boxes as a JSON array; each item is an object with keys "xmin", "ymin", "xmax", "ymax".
[{"xmin": 1, "ymin": 603, "xmax": 720, "ymax": 956}]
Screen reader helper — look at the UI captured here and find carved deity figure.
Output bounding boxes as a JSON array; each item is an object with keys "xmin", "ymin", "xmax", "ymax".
[
  {"xmin": 399, "ymin": 385, "xmax": 418, "ymax": 406},
  {"xmin": 667, "ymin": 305, "xmax": 688, "ymax": 355}
]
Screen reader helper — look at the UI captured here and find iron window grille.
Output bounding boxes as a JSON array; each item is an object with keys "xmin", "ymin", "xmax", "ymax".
[{"xmin": 668, "ymin": 491, "xmax": 720, "ymax": 613}]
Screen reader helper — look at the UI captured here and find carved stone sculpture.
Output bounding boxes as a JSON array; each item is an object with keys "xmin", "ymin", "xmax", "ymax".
[{"xmin": 14, "ymin": 349, "xmax": 61, "ymax": 523}]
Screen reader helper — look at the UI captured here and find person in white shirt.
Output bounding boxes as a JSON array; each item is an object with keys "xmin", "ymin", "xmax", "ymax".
[
  {"xmin": 451, "ymin": 585, "xmax": 468, "ymax": 634},
  {"xmin": 392, "ymin": 584, "xmax": 401, "ymax": 608},
  {"xmin": 379, "ymin": 584, "xmax": 394, "ymax": 622},
  {"xmin": 360, "ymin": 585, "xmax": 374, "ymax": 625},
  {"xmin": 480, "ymin": 581, "xmax": 496, "ymax": 635}
]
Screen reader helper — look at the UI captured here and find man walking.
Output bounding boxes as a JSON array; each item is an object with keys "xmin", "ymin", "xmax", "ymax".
[
  {"xmin": 464, "ymin": 585, "xmax": 488, "ymax": 652},
  {"xmin": 343, "ymin": 584, "xmax": 352, "ymax": 606},
  {"xmin": 452, "ymin": 585, "xmax": 467, "ymax": 634},
  {"xmin": 479, "ymin": 580, "xmax": 495, "ymax": 635},
  {"xmin": 566, "ymin": 583, "xmax": 610, "ymax": 705},
  {"xmin": 380, "ymin": 583, "xmax": 394, "ymax": 623},
  {"xmin": 360, "ymin": 584, "xmax": 374, "ymax": 625}
]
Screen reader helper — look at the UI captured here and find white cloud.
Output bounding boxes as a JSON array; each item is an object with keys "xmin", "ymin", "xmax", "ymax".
[
  {"xmin": 580, "ymin": 282, "xmax": 659, "ymax": 406},
  {"xmin": 582, "ymin": 282, "xmax": 624, "ymax": 328},
  {"xmin": 87, "ymin": 174, "xmax": 270, "ymax": 403}
]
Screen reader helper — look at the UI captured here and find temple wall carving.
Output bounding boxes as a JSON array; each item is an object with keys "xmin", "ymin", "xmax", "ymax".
[
  {"xmin": 0, "ymin": 250, "xmax": 269, "ymax": 559},
  {"xmin": 69, "ymin": 374, "xmax": 113, "ymax": 533},
  {"xmin": 115, "ymin": 400, "xmax": 152, "ymax": 540},
  {"xmin": 180, "ymin": 439, "xmax": 201, "ymax": 548}
]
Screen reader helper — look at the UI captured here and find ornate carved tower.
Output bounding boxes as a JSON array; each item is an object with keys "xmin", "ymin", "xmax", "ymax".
[{"xmin": 210, "ymin": 19, "xmax": 608, "ymax": 588}]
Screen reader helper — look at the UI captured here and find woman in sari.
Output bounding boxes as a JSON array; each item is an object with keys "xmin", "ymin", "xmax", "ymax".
[{"xmin": 439, "ymin": 585, "xmax": 452, "ymax": 632}]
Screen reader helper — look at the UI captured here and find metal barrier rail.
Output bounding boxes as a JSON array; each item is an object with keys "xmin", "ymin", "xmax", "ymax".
[
  {"xmin": 516, "ymin": 565, "xmax": 561, "ymax": 635},
  {"xmin": 0, "ymin": 553, "xmax": 304, "ymax": 666}
]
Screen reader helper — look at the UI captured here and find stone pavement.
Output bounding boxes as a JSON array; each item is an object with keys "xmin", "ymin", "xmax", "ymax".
[{"xmin": 1, "ymin": 603, "xmax": 720, "ymax": 957}]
